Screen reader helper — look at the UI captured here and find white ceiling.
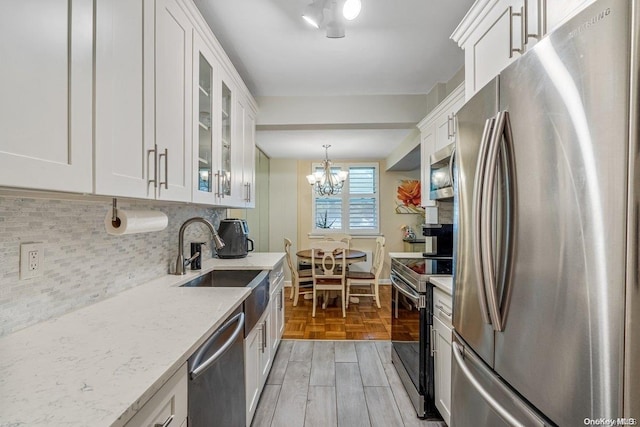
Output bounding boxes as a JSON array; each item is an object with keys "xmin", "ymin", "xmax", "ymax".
[{"xmin": 193, "ymin": 0, "xmax": 474, "ymax": 160}]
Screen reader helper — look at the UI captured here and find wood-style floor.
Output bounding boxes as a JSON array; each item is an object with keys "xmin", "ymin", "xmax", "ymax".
[
  {"xmin": 251, "ymin": 340, "xmax": 445, "ymax": 427},
  {"xmin": 282, "ymin": 285, "xmax": 392, "ymax": 340}
]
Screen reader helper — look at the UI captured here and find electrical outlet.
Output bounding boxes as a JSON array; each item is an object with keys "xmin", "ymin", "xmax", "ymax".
[{"xmin": 20, "ymin": 242, "xmax": 43, "ymax": 279}]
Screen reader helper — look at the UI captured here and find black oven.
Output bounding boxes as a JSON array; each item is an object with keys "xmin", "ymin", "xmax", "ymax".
[{"xmin": 390, "ymin": 256, "xmax": 451, "ymax": 419}]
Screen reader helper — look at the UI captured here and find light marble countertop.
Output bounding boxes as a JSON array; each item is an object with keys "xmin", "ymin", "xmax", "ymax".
[
  {"xmin": 208, "ymin": 252, "xmax": 285, "ymax": 270},
  {"xmin": 430, "ymin": 275, "xmax": 453, "ymax": 295},
  {"xmin": 0, "ymin": 252, "xmax": 284, "ymax": 427}
]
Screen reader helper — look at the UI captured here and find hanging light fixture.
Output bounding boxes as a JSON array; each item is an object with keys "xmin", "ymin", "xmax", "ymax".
[{"xmin": 306, "ymin": 144, "xmax": 349, "ymax": 196}]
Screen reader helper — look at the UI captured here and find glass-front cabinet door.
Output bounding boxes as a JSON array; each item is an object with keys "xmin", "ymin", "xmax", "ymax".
[
  {"xmin": 193, "ymin": 35, "xmax": 215, "ymax": 204},
  {"xmin": 217, "ymin": 68, "xmax": 245, "ymax": 206},
  {"xmin": 219, "ymin": 78, "xmax": 232, "ymax": 199}
]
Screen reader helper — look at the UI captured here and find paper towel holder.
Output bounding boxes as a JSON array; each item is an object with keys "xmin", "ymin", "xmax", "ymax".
[{"xmin": 111, "ymin": 198, "xmax": 121, "ymax": 228}]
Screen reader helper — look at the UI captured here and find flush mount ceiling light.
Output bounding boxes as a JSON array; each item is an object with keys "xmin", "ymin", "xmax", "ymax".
[
  {"xmin": 306, "ymin": 145, "xmax": 349, "ymax": 196},
  {"xmin": 302, "ymin": 0, "xmax": 361, "ymax": 38},
  {"xmin": 342, "ymin": 0, "xmax": 361, "ymax": 20}
]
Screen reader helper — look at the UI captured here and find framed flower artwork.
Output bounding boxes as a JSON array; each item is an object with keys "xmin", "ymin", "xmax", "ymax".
[{"xmin": 395, "ymin": 179, "xmax": 424, "ymax": 214}]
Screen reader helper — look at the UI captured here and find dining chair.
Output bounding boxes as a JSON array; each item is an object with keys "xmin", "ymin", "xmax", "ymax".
[
  {"xmin": 284, "ymin": 238, "xmax": 314, "ymax": 306},
  {"xmin": 311, "ymin": 241, "xmax": 348, "ymax": 317},
  {"xmin": 322, "ymin": 233, "xmax": 352, "ymax": 249},
  {"xmin": 346, "ymin": 236, "xmax": 385, "ymax": 308}
]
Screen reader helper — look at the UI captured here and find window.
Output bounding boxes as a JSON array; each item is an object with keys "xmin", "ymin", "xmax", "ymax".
[{"xmin": 312, "ymin": 163, "xmax": 379, "ymax": 234}]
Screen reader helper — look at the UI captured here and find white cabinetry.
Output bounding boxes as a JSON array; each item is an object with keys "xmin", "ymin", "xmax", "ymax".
[
  {"xmin": 123, "ymin": 363, "xmax": 188, "ymax": 427},
  {"xmin": 240, "ymin": 100, "xmax": 257, "ymax": 208},
  {"xmin": 0, "ymin": 0, "xmax": 92, "ymax": 193},
  {"xmin": 418, "ymin": 84, "xmax": 464, "ymax": 207},
  {"xmin": 153, "ymin": 0, "xmax": 192, "ymax": 202},
  {"xmin": 245, "ymin": 261, "xmax": 285, "ymax": 425},
  {"xmin": 270, "ymin": 261, "xmax": 285, "ymax": 354},
  {"xmin": 1, "ymin": 0, "xmax": 257, "ymax": 205},
  {"xmin": 245, "ymin": 309, "xmax": 271, "ymax": 424},
  {"xmin": 95, "ymin": 0, "xmax": 150, "ymax": 198},
  {"xmin": 192, "ymin": 32, "xmax": 217, "ymax": 204},
  {"xmin": 431, "ymin": 286, "xmax": 453, "ymax": 426},
  {"xmin": 453, "ymin": 0, "xmax": 591, "ymax": 100},
  {"xmin": 95, "ymin": 0, "xmax": 192, "ymax": 201}
]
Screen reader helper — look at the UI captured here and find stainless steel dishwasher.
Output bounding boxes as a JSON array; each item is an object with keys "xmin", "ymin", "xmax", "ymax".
[{"xmin": 188, "ymin": 305, "xmax": 245, "ymax": 427}]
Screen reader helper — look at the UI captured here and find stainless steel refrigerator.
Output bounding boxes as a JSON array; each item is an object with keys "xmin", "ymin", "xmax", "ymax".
[{"xmin": 451, "ymin": 0, "xmax": 639, "ymax": 425}]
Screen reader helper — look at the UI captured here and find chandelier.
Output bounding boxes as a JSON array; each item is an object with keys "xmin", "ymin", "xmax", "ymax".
[{"xmin": 306, "ymin": 145, "xmax": 348, "ymax": 196}]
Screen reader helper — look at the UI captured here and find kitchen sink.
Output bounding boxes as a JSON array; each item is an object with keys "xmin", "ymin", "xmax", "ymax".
[
  {"xmin": 180, "ymin": 268, "xmax": 270, "ymax": 338},
  {"xmin": 180, "ymin": 269, "xmax": 262, "ymax": 288}
]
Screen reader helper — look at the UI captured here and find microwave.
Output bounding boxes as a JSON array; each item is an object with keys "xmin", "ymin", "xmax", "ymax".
[{"xmin": 429, "ymin": 142, "xmax": 455, "ymax": 200}]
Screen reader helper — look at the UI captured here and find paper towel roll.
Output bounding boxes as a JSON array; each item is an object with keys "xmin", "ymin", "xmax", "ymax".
[{"xmin": 104, "ymin": 209, "xmax": 168, "ymax": 235}]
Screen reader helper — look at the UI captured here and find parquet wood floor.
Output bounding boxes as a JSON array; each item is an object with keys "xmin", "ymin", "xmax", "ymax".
[{"xmin": 282, "ymin": 284, "xmax": 392, "ymax": 340}]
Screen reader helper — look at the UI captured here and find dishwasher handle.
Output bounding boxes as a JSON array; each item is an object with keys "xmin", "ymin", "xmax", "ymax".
[{"xmin": 190, "ymin": 312, "xmax": 245, "ymax": 380}]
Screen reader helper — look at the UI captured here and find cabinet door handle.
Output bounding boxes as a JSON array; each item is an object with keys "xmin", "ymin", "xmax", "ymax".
[
  {"xmin": 159, "ymin": 148, "xmax": 168, "ymax": 190},
  {"xmin": 436, "ymin": 303, "xmax": 453, "ymax": 319},
  {"xmin": 524, "ymin": 0, "xmax": 546, "ymax": 40},
  {"xmin": 147, "ymin": 145, "xmax": 158, "ymax": 189},
  {"xmin": 244, "ymin": 182, "xmax": 251, "ymax": 202},
  {"xmin": 215, "ymin": 171, "xmax": 222, "ymax": 197},
  {"xmin": 154, "ymin": 414, "xmax": 174, "ymax": 427},
  {"xmin": 509, "ymin": 6, "xmax": 525, "ymax": 58},
  {"xmin": 261, "ymin": 321, "xmax": 267, "ymax": 353},
  {"xmin": 431, "ymin": 326, "xmax": 437, "ymax": 356},
  {"xmin": 452, "ymin": 113, "xmax": 457, "ymax": 138}
]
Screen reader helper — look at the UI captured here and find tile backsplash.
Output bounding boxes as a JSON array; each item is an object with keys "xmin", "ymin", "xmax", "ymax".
[{"xmin": 0, "ymin": 195, "xmax": 225, "ymax": 337}]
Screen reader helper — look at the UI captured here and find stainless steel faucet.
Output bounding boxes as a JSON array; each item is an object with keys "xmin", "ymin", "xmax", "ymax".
[{"xmin": 174, "ymin": 217, "xmax": 225, "ymax": 275}]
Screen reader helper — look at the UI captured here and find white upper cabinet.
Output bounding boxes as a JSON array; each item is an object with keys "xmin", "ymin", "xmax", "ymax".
[
  {"xmin": 192, "ymin": 33, "xmax": 217, "ymax": 204},
  {"xmin": 153, "ymin": 0, "xmax": 193, "ymax": 202},
  {"xmin": 453, "ymin": 0, "xmax": 591, "ymax": 99},
  {"xmin": 453, "ymin": 0, "xmax": 526, "ymax": 99},
  {"xmin": 418, "ymin": 84, "xmax": 464, "ymax": 207},
  {"xmin": 95, "ymin": 0, "xmax": 151, "ymax": 198},
  {"xmin": 96, "ymin": 0, "xmax": 192, "ymax": 202},
  {"xmin": 243, "ymin": 107, "xmax": 257, "ymax": 208},
  {"xmin": 0, "ymin": 0, "xmax": 93, "ymax": 193},
  {"xmin": 433, "ymin": 88, "xmax": 465, "ymax": 154},
  {"xmin": 2, "ymin": 0, "xmax": 256, "ymax": 203},
  {"xmin": 234, "ymin": 97, "xmax": 257, "ymax": 209}
]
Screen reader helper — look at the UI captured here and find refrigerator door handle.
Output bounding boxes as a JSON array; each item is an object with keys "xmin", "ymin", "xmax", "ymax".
[
  {"xmin": 481, "ymin": 111, "xmax": 517, "ymax": 332},
  {"xmin": 452, "ymin": 341, "xmax": 525, "ymax": 427},
  {"xmin": 496, "ymin": 112, "xmax": 517, "ymax": 328},
  {"xmin": 473, "ymin": 117, "xmax": 496, "ymax": 325},
  {"xmin": 481, "ymin": 111, "xmax": 508, "ymax": 332}
]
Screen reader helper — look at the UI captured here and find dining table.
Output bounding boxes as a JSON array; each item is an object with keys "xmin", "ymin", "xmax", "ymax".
[{"xmin": 295, "ymin": 248, "xmax": 367, "ymax": 263}]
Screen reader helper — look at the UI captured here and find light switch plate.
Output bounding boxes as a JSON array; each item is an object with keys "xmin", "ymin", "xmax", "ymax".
[{"xmin": 20, "ymin": 242, "xmax": 43, "ymax": 280}]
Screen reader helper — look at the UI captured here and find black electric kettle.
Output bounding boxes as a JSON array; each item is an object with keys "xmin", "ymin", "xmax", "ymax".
[{"xmin": 216, "ymin": 219, "xmax": 254, "ymax": 259}]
